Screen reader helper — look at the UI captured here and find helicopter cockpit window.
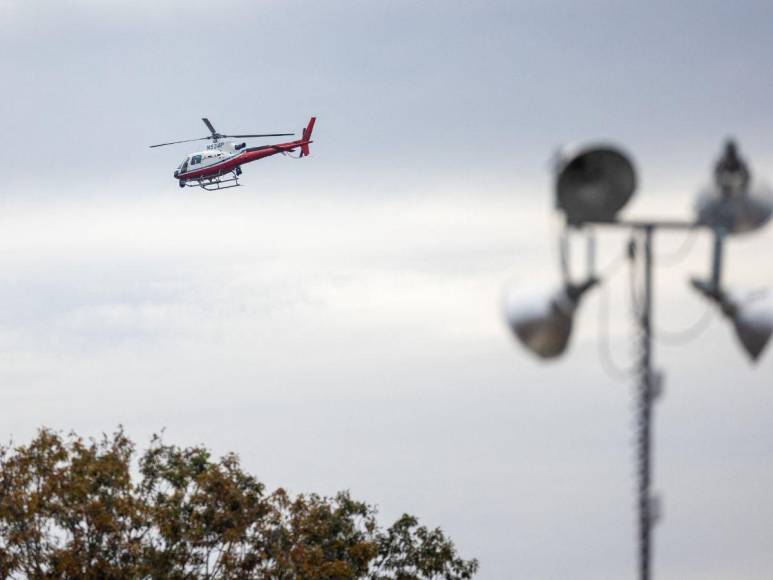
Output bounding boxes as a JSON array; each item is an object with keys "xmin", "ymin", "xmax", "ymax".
[
  {"xmin": 179, "ymin": 159, "xmax": 189, "ymax": 172},
  {"xmin": 191, "ymin": 155, "xmax": 202, "ymax": 166}
]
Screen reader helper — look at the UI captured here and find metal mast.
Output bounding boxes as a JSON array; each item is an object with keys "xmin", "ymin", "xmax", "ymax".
[{"xmin": 635, "ymin": 226, "xmax": 655, "ymax": 580}]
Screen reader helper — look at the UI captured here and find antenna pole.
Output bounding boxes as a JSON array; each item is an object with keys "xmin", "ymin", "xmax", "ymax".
[{"xmin": 635, "ymin": 226, "xmax": 656, "ymax": 580}]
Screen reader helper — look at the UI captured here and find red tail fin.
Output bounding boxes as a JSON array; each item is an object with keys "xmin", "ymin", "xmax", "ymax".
[{"xmin": 300, "ymin": 116, "xmax": 315, "ymax": 157}]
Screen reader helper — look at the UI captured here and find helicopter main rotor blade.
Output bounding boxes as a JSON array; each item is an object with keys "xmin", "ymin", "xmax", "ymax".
[
  {"xmin": 225, "ymin": 133, "xmax": 295, "ymax": 138},
  {"xmin": 202, "ymin": 118, "xmax": 218, "ymax": 136},
  {"xmin": 149, "ymin": 136, "xmax": 210, "ymax": 148}
]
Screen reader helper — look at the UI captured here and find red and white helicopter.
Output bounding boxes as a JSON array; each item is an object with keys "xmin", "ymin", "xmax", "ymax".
[{"xmin": 150, "ymin": 116, "xmax": 316, "ymax": 190}]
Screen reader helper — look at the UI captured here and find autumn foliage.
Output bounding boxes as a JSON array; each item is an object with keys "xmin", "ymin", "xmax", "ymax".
[{"xmin": 0, "ymin": 429, "xmax": 478, "ymax": 579}]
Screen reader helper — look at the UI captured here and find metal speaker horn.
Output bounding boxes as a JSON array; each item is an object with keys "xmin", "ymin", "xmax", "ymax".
[
  {"xmin": 505, "ymin": 289, "xmax": 575, "ymax": 359},
  {"xmin": 694, "ymin": 139, "xmax": 773, "ymax": 235},
  {"xmin": 692, "ymin": 280, "xmax": 773, "ymax": 362},
  {"xmin": 695, "ymin": 183, "xmax": 773, "ymax": 235},
  {"xmin": 733, "ymin": 305, "xmax": 773, "ymax": 362},
  {"xmin": 725, "ymin": 291, "xmax": 773, "ymax": 362},
  {"xmin": 556, "ymin": 144, "xmax": 637, "ymax": 225},
  {"xmin": 504, "ymin": 279, "xmax": 598, "ymax": 360}
]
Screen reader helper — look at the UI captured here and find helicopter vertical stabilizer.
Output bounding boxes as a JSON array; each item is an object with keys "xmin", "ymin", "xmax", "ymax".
[{"xmin": 301, "ymin": 117, "xmax": 316, "ymax": 157}]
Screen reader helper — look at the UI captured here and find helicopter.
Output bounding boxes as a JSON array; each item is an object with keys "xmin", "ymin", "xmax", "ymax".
[{"xmin": 150, "ymin": 116, "xmax": 316, "ymax": 190}]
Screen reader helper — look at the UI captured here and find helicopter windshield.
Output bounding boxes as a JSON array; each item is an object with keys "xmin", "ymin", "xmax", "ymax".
[{"xmin": 178, "ymin": 158, "xmax": 189, "ymax": 173}]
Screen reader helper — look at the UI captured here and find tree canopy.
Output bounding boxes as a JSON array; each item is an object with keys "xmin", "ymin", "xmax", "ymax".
[{"xmin": 0, "ymin": 428, "xmax": 478, "ymax": 579}]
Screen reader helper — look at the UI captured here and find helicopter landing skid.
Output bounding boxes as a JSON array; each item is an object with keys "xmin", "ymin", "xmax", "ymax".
[{"xmin": 185, "ymin": 170, "xmax": 241, "ymax": 191}]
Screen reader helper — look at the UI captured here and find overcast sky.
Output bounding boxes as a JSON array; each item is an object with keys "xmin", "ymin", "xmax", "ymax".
[{"xmin": 2, "ymin": 1, "xmax": 773, "ymax": 578}]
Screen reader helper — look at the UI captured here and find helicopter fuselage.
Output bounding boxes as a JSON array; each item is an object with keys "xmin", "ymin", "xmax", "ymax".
[{"xmin": 174, "ymin": 139, "xmax": 308, "ymax": 182}]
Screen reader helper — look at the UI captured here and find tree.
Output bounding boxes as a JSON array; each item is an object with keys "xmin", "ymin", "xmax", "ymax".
[{"xmin": 0, "ymin": 428, "xmax": 478, "ymax": 579}]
